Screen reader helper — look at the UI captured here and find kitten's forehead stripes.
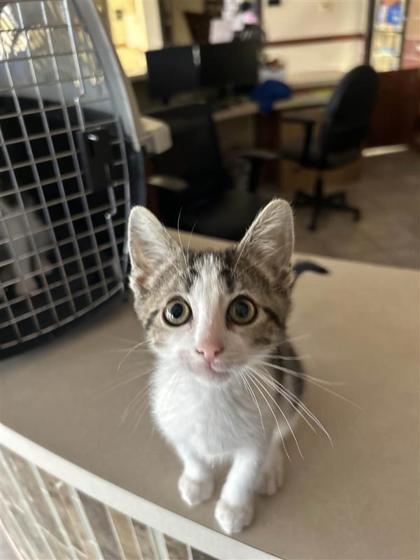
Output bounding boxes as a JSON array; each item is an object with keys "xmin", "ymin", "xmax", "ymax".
[
  {"xmin": 184, "ymin": 248, "xmax": 277, "ymax": 296},
  {"xmin": 186, "ymin": 250, "xmax": 236, "ymax": 293},
  {"xmin": 220, "ymin": 249, "xmax": 236, "ymax": 293},
  {"xmin": 137, "ymin": 245, "xmax": 291, "ymax": 335}
]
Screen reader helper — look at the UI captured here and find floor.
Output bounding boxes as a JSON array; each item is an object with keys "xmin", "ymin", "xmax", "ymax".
[{"xmin": 273, "ymin": 150, "xmax": 420, "ymax": 270}]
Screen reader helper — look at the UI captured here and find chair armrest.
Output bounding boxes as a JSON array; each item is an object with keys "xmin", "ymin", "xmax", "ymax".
[
  {"xmin": 280, "ymin": 114, "xmax": 317, "ymax": 162},
  {"xmin": 147, "ymin": 175, "xmax": 189, "ymax": 192},
  {"xmin": 233, "ymin": 149, "xmax": 278, "ymax": 193},
  {"xmin": 235, "ymin": 148, "xmax": 278, "ymax": 161}
]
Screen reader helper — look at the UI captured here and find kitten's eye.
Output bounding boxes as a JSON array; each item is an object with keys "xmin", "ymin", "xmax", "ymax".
[
  {"xmin": 163, "ymin": 298, "xmax": 191, "ymax": 326},
  {"xmin": 227, "ymin": 297, "xmax": 257, "ymax": 325}
]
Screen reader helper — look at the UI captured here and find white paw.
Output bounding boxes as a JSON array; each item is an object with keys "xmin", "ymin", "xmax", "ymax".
[
  {"xmin": 214, "ymin": 499, "xmax": 254, "ymax": 535},
  {"xmin": 178, "ymin": 474, "xmax": 214, "ymax": 506},
  {"xmin": 15, "ymin": 277, "xmax": 37, "ymax": 296},
  {"xmin": 257, "ymin": 462, "xmax": 284, "ymax": 496}
]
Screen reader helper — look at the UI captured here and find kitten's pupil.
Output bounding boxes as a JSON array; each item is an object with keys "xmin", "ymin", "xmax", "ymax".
[
  {"xmin": 171, "ymin": 303, "xmax": 184, "ymax": 319},
  {"xmin": 235, "ymin": 301, "xmax": 250, "ymax": 319}
]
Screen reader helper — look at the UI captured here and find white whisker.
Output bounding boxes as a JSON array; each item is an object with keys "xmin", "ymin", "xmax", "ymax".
[
  {"xmin": 279, "ymin": 382, "xmax": 334, "ymax": 447},
  {"xmin": 186, "ymin": 222, "xmax": 197, "ymax": 254},
  {"xmin": 101, "ymin": 369, "xmax": 152, "ymax": 396},
  {"xmin": 117, "ymin": 339, "xmax": 151, "ymax": 373},
  {"xmin": 260, "ymin": 360, "xmax": 357, "ymax": 399},
  {"xmin": 239, "ymin": 371, "xmax": 265, "ymax": 435},
  {"xmin": 256, "ymin": 367, "xmax": 317, "ymax": 436},
  {"xmin": 248, "ymin": 367, "xmax": 304, "ymax": 459},
  {"xmin": 246, "ymin": 372, "xmax": 291, "ymax": 462},
  {"xmin": 176, "ymin": 208, "xmax": 189, "ymax": 270},
  {"xmin": 121, "ymin": 383, "xmax": 150, "ymax": 425},
  {"xmin": 255, "ymin": 365, "xmax": 334, "ymax": 446},
  {"xmin": 266, "ymin": 353, "xmax": 311, "ymax": 362}
]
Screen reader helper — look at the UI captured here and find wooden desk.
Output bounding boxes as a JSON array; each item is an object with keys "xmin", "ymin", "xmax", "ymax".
[
  {"xmin": 213, "ymin": 90, "xmax": 332, "ymax": 188},
  {"xmin": 1, "ymin": 234, "xmax": 418, "ymax": 560},
  {"xmin": 213, "ymin": 91, "xmax": 331, "ymax": 123}
]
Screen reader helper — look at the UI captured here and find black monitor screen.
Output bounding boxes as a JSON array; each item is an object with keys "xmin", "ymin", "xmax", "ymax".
[
  {"xmin": 200, "ymin": 41, "xmax": 258, "ymax": 90},
  {"xmin": 146, "ymin": 46, "xmax": 200, "ymax": 99}
]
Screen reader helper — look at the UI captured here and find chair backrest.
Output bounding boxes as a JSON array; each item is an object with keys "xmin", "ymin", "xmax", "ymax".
[
  {"xmin": 319, "ymin": 65, "xmax": 379, "ymax": 156},
  {"xmin": 148, "ymin": 103, "xmax": 232, "ymax": 204}
]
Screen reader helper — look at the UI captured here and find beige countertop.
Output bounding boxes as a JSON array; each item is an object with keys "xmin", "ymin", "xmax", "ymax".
[{"xmin": 0, "ymin": 242, "xmax": 419, "ymax": 559}]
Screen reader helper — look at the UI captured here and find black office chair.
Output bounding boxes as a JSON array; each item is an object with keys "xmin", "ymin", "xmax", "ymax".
[
  {"xmin": 281, "ymin": 65, "xmax": 379, "ymax": 231},
  {"xmin": 147, "ymin": 103, "xmax": 275, "ymax": 240}
]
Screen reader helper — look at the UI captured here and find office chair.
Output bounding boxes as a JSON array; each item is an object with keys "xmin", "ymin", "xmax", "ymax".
[
  {"xmin": 146, "ymin": 103, "xmax": 274, "ymax": 241},
  {"xmin": 281, "ymin": 65, "xmax": 379, "ymax": 231}
]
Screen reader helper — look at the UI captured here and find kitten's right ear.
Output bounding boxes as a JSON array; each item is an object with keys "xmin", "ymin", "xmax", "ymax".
[
  {"xmin": 128, "ymin": 206, "xmax": 178, "ymax": 287},
  {"xmin": 236, "ymin": 198, "xmax": 294, "ymax": 279}
]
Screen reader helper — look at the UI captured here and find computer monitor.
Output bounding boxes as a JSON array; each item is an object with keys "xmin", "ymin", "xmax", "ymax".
[
  {"xmin": 199, "ymin": 40, "xmax": 258, "ymax": 92},
  {"xmin": 146, "ymin": 46, "xmax": 200, "ymax": 100}
]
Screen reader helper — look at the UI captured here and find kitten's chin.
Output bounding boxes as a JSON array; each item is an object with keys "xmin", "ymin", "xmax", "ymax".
[
  {"xmin": 196, "ymin": 371, "xmax": 230, "ymax": 386},
  {"xmin": 186, "ymin": 360, "xmax": 231, "ymax": 386}
]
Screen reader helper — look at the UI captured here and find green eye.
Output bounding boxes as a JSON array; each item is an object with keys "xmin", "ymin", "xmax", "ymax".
[
  {"xmin": 163, "ymin": 298, "xmax": 191, "ymax": 326},
  {"xmin": 228, "ymin": 297, "xmax": 257, "ymax": 325}
]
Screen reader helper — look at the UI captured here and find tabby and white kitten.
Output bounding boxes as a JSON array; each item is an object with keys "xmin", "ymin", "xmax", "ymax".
[{"xmin": 128, "ymin": 199, "xmax": 304, "ymax": 534}]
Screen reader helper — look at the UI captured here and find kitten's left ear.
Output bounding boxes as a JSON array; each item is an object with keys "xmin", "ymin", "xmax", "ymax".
[
  {"xmin": 128, "ymin": 206, "xmax": 179, "ymax": 288},
  {"xmin": 237, "ymin": 198, "xmax": 294, "ymax": 276}
]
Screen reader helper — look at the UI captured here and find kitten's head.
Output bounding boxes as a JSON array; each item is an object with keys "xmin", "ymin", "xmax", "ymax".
[{"xmin": 128, "ymin": 199, "xmax": 294, "ymax": 385}]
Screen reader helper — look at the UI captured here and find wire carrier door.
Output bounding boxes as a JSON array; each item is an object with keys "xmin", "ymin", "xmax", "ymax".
[{"xmin": 0, "ymin": 0, "xmax": 143, "ymax": 354}]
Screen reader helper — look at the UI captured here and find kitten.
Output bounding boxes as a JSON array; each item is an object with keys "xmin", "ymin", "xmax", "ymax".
[
  {"xmin": 128, "ymin": 199, "xmax": 305, "ymax": 535},
  {"xmin": 0, "ymin": 197, "xmax": 52, "ymax": 298}
]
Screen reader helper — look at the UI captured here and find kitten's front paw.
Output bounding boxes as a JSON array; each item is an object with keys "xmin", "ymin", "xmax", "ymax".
[
  {"xmin": 178, "ymin": 474, "xmax": 214, "ymax": 506},
  {"xmin": 257, "ymin": 462, "xmax": 284, "ymax": 496},
  {"xmin": 214, "ymin": 499, "xmax": 254, "ymax": 535}
]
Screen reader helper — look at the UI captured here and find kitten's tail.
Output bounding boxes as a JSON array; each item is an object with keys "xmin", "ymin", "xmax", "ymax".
[{"xmin": 291, "ymin": 260, "xmax": 329, "ymax": 288}]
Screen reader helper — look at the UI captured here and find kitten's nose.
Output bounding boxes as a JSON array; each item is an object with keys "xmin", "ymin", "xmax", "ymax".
[{"xmin": 195, "ymin": 340, "xmax": 224, "ymax": 363}]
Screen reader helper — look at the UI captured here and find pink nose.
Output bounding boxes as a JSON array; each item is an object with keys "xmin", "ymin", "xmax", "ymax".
[{"xmin": 195, "ymin": 340, "xmax": 224, "ymax": 363}]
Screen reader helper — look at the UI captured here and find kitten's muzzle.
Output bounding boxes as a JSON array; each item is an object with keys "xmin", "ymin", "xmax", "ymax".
[{"xmin": 195, "ymin": 340, "xmax": 224, "ymax": 365}]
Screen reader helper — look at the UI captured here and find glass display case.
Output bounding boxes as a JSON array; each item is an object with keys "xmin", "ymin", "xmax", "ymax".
[{"xmin": 370, "ymin": 0, "xmax": 420, "ymax": 71}]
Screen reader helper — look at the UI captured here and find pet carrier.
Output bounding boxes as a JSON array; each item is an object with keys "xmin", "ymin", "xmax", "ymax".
[{"xmin": 0, "ymin": 0, "xmax": 145, "ymax": 354}]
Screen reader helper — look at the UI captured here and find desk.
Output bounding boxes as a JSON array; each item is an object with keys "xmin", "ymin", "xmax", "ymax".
[
  {"xmin": 212, "ymin": 70, "xmax": 343, "ymax": 123},
  {"xmin": 133, "ymin": 70, "xmax": 340, "ymax": 189},
  {"xmin": 128, "ymin": 68, "xmax": 343, "ymax": 92},
  {"xmin": 213, "ymin": 90, "xmax": 332, "ymax": 188},
  {"xmin": 213, "ymin": 91, "xmax": 331, "ymax": 123},
  {"xmin": 0, "ymin": 232, "xmax": 418, "ymax": 560}
]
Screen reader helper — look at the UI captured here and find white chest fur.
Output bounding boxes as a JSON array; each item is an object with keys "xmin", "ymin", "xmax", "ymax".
[{"xmin": 150, "ymin": 363, "xmax": 270, "ymax": 459}]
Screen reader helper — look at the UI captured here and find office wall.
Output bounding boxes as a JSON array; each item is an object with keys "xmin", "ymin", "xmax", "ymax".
[
  {"xmin": 105, "ymin": 0, "xmax": 162, "ymax": 51},
  {"xmin": 170, "ymin": 0, "xmax": 205, "ymax": 44},
  {"xmin": 265, "ymin": 40, "xmax": 365, "ymax": 77},
  {"xmin": 262, "ymin": 0, "xmax": 368, "ymax": 76}
]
